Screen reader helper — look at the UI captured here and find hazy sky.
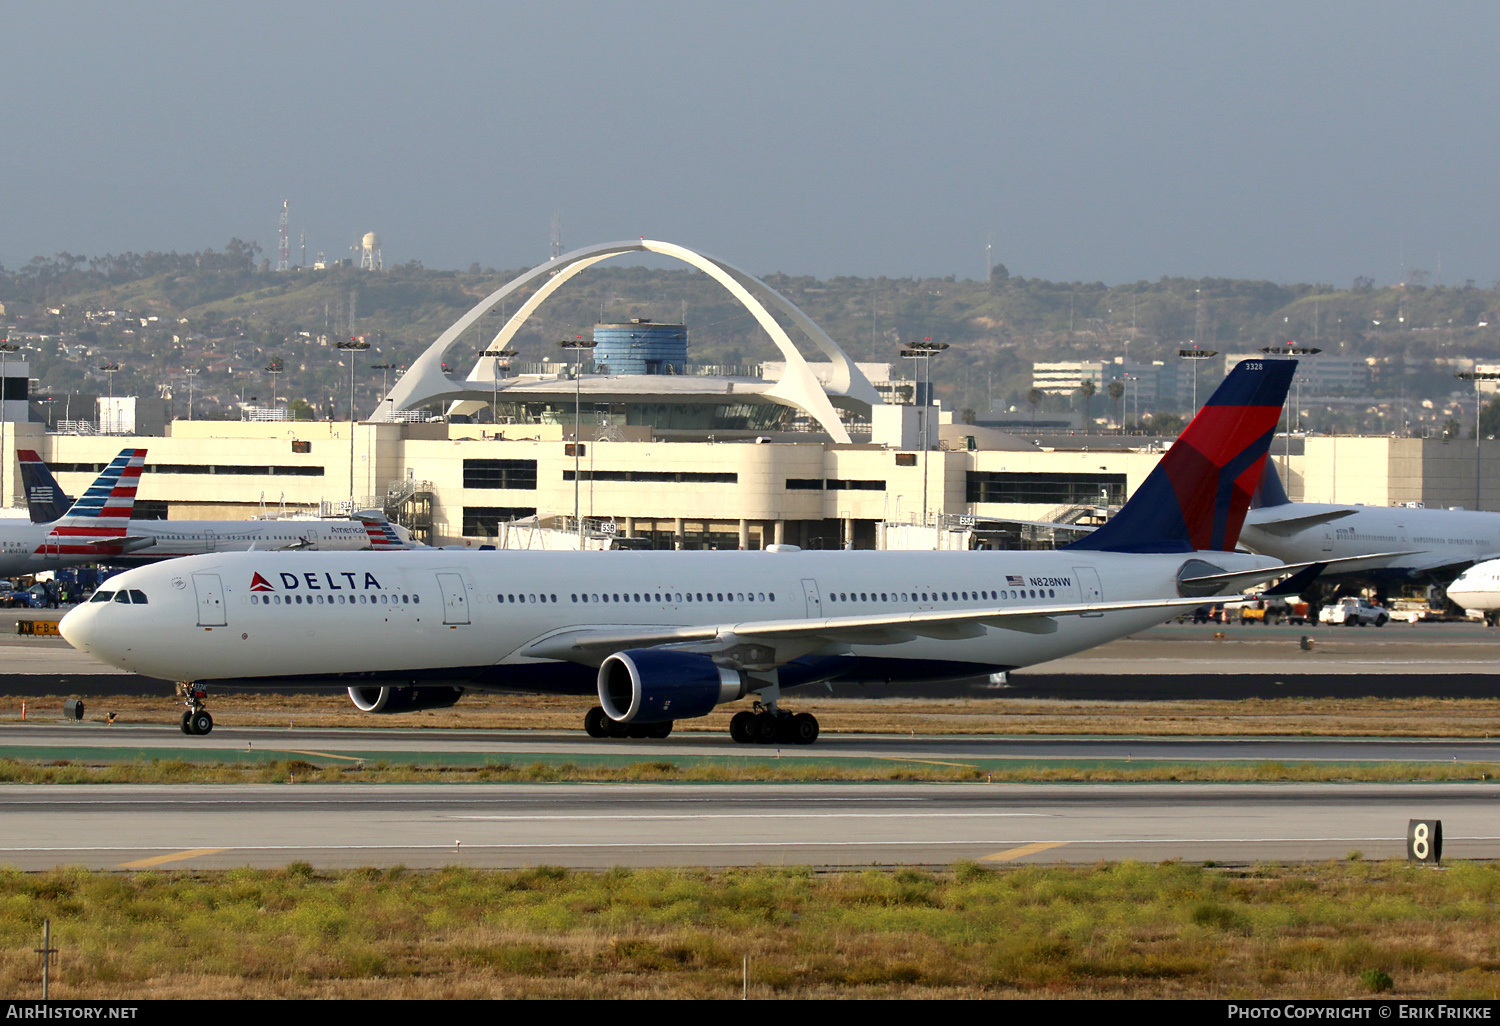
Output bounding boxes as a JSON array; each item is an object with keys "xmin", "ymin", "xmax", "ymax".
[{"xmin": 3, "ymin": 1, "xmax": 1497, "ymax": 286}]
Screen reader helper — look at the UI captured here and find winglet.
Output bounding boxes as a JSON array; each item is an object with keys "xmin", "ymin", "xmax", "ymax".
[{"xmin": 1067, "ymin": 359, "xmax": 1295, "ymax": 553}]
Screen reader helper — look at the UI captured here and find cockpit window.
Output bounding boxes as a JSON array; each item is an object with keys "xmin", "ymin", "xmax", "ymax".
[
  {"xmin": 128, "ymin": 590, "xmax": 148, "ymax": 604},
  {"xmin": 90, "ymin": 591, "xmax": 114, "ymax": 603},
  {"xmin": 113, "ymin": 591, "xmax": 131, "ymax": 604}
]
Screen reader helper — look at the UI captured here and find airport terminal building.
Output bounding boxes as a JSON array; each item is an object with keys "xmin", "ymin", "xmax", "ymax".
[{"xmin": 4, "ymin": 240, "xmax": 1499, "ymax": 550}]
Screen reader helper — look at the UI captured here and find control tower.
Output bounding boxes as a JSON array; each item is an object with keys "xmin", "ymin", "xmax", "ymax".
[{"xmin": 592, "ymin": 318, "xmax": 686, "ymax": 376}]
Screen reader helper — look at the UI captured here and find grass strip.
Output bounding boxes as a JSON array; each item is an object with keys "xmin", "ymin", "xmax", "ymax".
[
  {"xmin": 3, "ymin": 860, "xmax": 1500, "ymax": 998},
  {"xmin": 2, "ymin": 755, "xmax": 1500, "ymax": 784}
]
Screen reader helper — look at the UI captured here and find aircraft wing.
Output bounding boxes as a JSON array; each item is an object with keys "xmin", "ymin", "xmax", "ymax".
[
  {"xmin": 522, "ymin": 594, "xmax": 1222, "ymax": 664},
  {"xmin": 62, "ymin": 536, "xmax": 156, "ymax": 553}
]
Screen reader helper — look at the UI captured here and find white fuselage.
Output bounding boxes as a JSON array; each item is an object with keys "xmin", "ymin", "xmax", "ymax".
[
  {"xmin": 1444, "ymin": 559, "xmax": 1500, "ymax": 612},
  {"xmin": 0, "ymin": 518, "xmax": 385, "ymax": 577},
  {"xmin": 1239, "ymin": 504, "xmax": 1500, "ymax": 581},
  {"xmin": 60, "ymin": 547, "xmax": 1279, "ymax": 688}
]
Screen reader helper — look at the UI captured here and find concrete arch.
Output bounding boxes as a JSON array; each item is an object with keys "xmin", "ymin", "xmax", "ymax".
[{"xmin": 379, "ymin": 240, "xmax": 881, "ymax": 442}]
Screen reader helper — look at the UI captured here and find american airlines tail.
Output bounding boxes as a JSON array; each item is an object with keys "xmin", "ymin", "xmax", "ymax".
[
  {"xmin": 356, "ymin": 512, "xmax": 415, "ymax": 550},
  {"xmin": 16, "ymin": 450, "xmax": 74, "ymax": 524},
  {"xmin": 41, "ymin": 448, "xmax": 149, "ymax": 556},
  {"xmin": 1067, "ymin": 359, "xmax": 1296, "ymax": 554}
]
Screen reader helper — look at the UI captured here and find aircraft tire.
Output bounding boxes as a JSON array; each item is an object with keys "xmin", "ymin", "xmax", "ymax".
[
  {"xmin": 584, "ymin": 706, "xmax": 611, "ymax": 738},
  {"xmin": 606, "ymin": 717, "xmax": 631, "ymax": 739},
  {"xmin": 789, "ymin": 713, "xmax": 819, "ymax": 745},
  {"xmin": 180, "ymin": 712, "xmax": 193, "ymax": 735},
  {"xmin": 647, "ymin": 721, "xmax": 673, "ymax": 739},
  {"xmin": 752, "ymin": 712, "xmax": 780, "ymax": 744},
  {"xmin": 729, "ymin": 711, "xmax": 756, "ymax": 744},
  {"xmin": 190, "ymin": 711, "xmax": 213, "ymax": 736}
]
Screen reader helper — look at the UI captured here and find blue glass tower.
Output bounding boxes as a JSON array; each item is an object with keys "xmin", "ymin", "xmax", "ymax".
[{"xmin": 592, "ymin": 319, "xmax": 687, "ymax": 376}]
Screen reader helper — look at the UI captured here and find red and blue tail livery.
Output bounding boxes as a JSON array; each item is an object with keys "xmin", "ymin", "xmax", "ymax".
[
  {"xmin": 1067, "ymin": 359, "xmax": 1296, "ymax": 554},
  {"xmin": 41, "ymin": 448, "xmax": 148, "ymax": 553}
]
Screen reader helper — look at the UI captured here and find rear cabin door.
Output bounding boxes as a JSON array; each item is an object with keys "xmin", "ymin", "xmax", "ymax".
[
  {"xmin": 437, "ymin": 572, "xmax": 470, "ymax": 625},
  {"xmin": 1072, "ymin": 566, "xmax": 1104, "ymax": 617},
  {"xmin": 192, "ymin": 573, "xmax": 227, "ymax": 626}
]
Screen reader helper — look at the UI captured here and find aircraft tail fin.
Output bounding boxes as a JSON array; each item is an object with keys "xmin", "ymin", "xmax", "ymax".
[
  {"xmin": 1252, "ymin": 456, "xmax": 1293, "ymax": 508},
  {"xmin": 357, "ymin": 513, "xmax": 412, "ymax": 550},
  {"xmin": 1066, "ymin": 360, "xmax": 1295, "ymax": 553},
  {"xmin": 45, "ymin": 449, "xmax": 147, "ymax": 546},
  {"xmin": 16, "ymin": 450, "xmax": 73, "ymax": 523}
]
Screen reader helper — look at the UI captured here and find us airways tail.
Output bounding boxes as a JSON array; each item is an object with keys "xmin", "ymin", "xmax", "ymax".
[
  {"xmin": 17, "ymin": 450, "xmax": 73, "ymax": 523},
  {"xmin": 1067, "ymin": 359, "xmax": 1296, "ymax": 554},
  {"xmin": 40, "ymin": 448, "xmax": 155, "ymax": 557}
]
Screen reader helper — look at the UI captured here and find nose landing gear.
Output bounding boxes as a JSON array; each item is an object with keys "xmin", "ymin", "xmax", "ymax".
[{"xmin": 177, "ymin": 682, "xmax": 213, "ymax": 736}]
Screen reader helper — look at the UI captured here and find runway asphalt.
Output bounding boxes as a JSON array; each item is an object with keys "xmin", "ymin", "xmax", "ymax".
[
  {"xmin": 2, "ymin": 611, "xmax": 1498, "ymax": 872},
  {"xmin": 0, "ymin": 781, "xmax": 1491, "ymax": 871}
]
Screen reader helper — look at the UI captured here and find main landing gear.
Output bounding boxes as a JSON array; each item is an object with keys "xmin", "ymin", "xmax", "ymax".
[
  {"xmin": 582, "ymin": 706, "xmax": 673, "ymax": 740},
  {"xmin": 177, "ymin": 682, "xmax": 213, "ymax": 736},
  {"xmin": 729, "ymin": 702, "xmax": 819, "ymax": 745}
]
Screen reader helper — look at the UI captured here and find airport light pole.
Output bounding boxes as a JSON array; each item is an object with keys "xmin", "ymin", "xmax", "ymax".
[
  {"xmin": 1455, "ymin": 370, "xmax": 1500, "ymax": 510},
  {"xmin": 338, "ymin": 339, "xmax": 371, "ymax": 508},
  {"xmin": 1177, "ymin": 345, "xmax": 1218, "ymax": 418},
  {"xmin": 482, "ymin": 348, "xmax": 518, "ymax": 426},
  {"xmin": 900, "ymin": 338, "xmax": 948, "ymax": 533},
  {"xmin": 264, "ymin": 359, "xmax": 283, "ymax": 410},
  {"xmin": 183, "ymin": 368, "xmax": 199, "ymax": 421},
  {"xmin": 558, "ymin": 338, "xmax": 598, "ymax": 548},
  {"xmin": 1260, "ymin": 342, "xmax": 1322, "ymax": 472},
  {"xmin": 0, "ymin": 342, "xmax": 17, "ymax": 510},
  {"xmin": 98, "ymin": 362, "xmax": 119, "ymax": 433}
]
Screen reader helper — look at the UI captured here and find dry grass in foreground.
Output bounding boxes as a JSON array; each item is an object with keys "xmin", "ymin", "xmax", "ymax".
[
  {"xmin": 3, "ymin": 861, "xmax": 1500, "ymax": 999},
  {"xmin": 1, "ymin": 756, "xmax": 1498, "ymax": 785},
  {"xmin": 8, "ymin": 691, "xmax": 1500, "ymax": 738}
]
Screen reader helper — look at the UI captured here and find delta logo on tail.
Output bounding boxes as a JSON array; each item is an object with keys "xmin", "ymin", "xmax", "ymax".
[{"xmin": 1067, "ymin": 359, "xmax": 1296, "ymax": 554}]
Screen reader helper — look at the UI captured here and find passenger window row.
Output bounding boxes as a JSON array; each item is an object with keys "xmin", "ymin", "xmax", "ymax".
[
  {"xmin": 570, "ymin": 591, "xmax": 777, "ymax": 604},
  {"xmin": 250, "ymin": 593, "xmax": 419, "ymax": 606},
  {"xmin": 827, "ymin": 588, "xmax": 1057, "ymax": 603}
]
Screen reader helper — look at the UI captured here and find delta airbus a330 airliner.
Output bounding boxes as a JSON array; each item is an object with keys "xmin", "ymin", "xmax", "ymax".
[{"xmin": 62, "ymin": 360, "xmax": 1300, "ymax": 743}]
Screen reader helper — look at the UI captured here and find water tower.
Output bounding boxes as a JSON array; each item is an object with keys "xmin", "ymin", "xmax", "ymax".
[{"xmin": 359, "ymin": 232, "xmax": 382, "ymax": 271}]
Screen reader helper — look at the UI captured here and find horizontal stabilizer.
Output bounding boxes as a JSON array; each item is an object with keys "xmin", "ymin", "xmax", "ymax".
[
  {"xmin": 1245, "ymin": 507, "xmax": 1357, "ymax": 537},
  {"xmin": 1180, "ymin": 550, "xmax": 1419, "ymax": 592}
]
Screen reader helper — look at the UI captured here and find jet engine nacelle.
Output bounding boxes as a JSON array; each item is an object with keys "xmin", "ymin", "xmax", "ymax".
[
  {"xmin": 346, "ymin": 685, "xmax": 464, "ymax": 714},
  {"xmin": 597, "ymin": 649, "xmax": 747, "ymax": 723}
]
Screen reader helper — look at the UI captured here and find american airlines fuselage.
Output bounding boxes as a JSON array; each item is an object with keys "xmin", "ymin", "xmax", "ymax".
[
  {"xmin": 0, "ymin": 518, "xmax": 396, "ymax": 577},
  {"xmin": 61, "ymin": 546, "xmax": 1279, "ymax": 688}
]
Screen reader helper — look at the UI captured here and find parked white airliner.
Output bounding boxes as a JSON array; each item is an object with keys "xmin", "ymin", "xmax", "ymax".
[
  {"xmin": 1239, "ymin": 461, "xmax": 1500, "ymax": 596},
  {"xmin": 62, "ymin": 360, "xmax": 1300, "ymax": 743},
  {"xmin": 1442, "ymin": 560, "xmax": 1500, "ymax": 624},
  {"xmin": 0, "ymin": 448, "xmax": 414, "ymax": 578}
]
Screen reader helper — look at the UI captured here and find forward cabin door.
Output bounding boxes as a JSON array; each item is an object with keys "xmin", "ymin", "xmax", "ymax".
[
  {"xmin": 438, "ymin": 572, "xmax": 470, "ymax": 625},
  {"xmin": 192, "ymin": 573, "xmax": 227, "ymax": 627},
  {"xmin": 1073, "ymin": 566, "xmax": 1104, "ymax": 617}
]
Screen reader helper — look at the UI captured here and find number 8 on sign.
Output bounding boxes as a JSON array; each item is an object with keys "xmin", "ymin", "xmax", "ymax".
[{"xmin": 1407, "ymin": 819, "xmax": 1442, "ymax": 864}]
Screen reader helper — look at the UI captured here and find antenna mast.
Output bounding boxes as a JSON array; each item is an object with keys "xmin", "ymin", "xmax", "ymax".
[{"xmin": 277, "ymin": 200, "xmax": 290, "ymax": 272}]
